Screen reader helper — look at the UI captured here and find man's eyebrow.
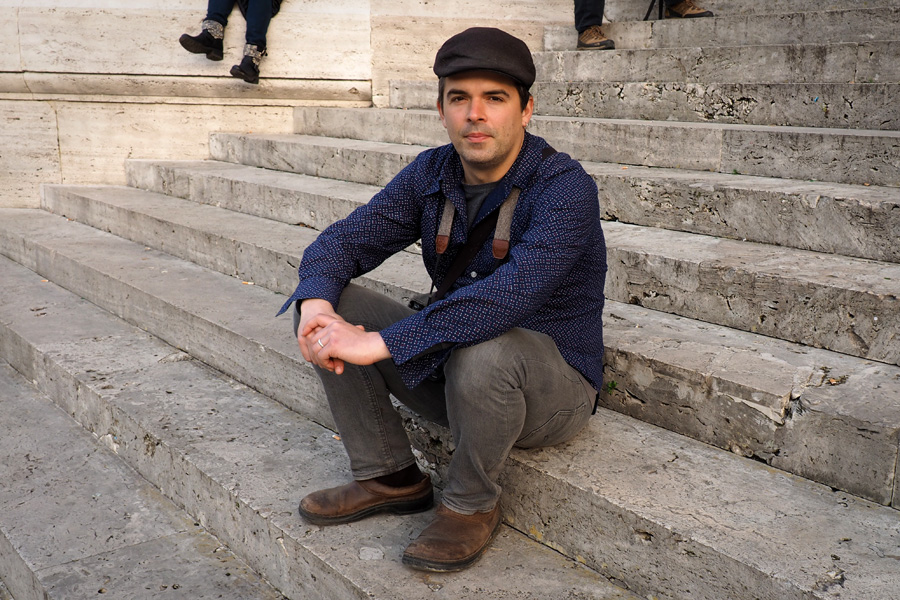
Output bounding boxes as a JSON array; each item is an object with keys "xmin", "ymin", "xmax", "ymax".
[{"xmin": 445, "ymin": 88, "xmax": 511, "ymax": 97}]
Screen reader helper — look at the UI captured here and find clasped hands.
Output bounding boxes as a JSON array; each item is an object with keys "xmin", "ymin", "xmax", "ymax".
[{"xmin": 297, "ymin": 298, "xmax": 391, "ymax": 374}]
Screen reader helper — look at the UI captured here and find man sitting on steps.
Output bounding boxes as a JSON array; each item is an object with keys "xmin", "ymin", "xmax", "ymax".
[
  {"xmin": 277, "ymin": 27, "xmax": 607, "ymax": 572},
  {"xmin": 576, "ymin": 0, "xmax": 714, "ymax": 50}
]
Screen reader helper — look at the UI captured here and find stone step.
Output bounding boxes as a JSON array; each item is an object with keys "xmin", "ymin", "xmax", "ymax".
[
  {"xmin": 390, "ymin": 79, "xmax": 899, "ymax": 130},
  {"xmin": 0, "ymin": 256, "xmax": 630, "ymax": 600},
  {"xmin": 0, "ymin": 362, "xmax": 286, "ymax": 600},
  {"xmin": 534, "ymin": 40, "xmax": 900, "ymax": 85},
  {"xmin": 2, "ymin": 225, "xmax": 899, "ymax": 600},
  {"xmin": 199, "ymin": 135, "xmax": 900, "ymax": 264},
  {"xmin": 604, "ymin": 0, "xmax": 898, "ymax": 21},
  {"xmin": 544, "ymin": 8, "xmax": 900, "ymax": 51},
  {"xmin": 70, "ymin": 175, "xmax": 900, "ymax": 367},
  {"xmin": 4, "ymin": 204, "xmax": 899, "ymax": 509},
  {"xmin": 287, "ymin": 107, "xmax": 900, "ymax": 187}
]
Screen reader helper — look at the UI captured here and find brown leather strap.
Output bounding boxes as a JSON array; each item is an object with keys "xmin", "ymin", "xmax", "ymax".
[
  {"xmin": 430, "ymin": 186, "xmax": 521, "ymax": 304},
  {"xmin": 435, "ymin": 197, "xmax": 456, "ymax": 255},
  {"xmin": 492, "ymin": 187, "xmax": 520, "ymax": 259}
]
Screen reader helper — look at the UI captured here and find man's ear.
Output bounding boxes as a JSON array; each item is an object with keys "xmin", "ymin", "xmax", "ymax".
[{"xmin": 521, "ymin": 95, "xmax": 535, "ymax": 128}]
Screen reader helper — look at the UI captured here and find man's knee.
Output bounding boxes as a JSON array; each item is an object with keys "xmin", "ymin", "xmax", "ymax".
[{"xmin": 334, "ymin": 284, "xmax": 411, "ymax": 329}]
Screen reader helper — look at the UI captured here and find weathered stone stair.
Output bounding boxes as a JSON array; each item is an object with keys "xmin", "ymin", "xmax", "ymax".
[{"xmin": 2, "ymin": 1, "xmax": 900, "ymax": 599}]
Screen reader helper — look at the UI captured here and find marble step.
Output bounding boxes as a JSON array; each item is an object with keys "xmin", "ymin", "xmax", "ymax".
[
  {"xmin": 286, "ymin": 107, "xmax": 900, "ymax": 188},
  {"xmin": 533, "ymin": 40, "xmax": 900, "ymax": 85},
  {"xmin": 603, "ymin": 0, "xmax": 898, "ymax": 21},
  {"xmin": 0, "ymin": 256, "xmax": 633, "ymax": 600},
  {"xmin": 4, "ymin": 203, "xmax": 899, "ymax": 509},
  {"xmin": 193, "ymin": 135, "xmax": 900, "ymax": 264},
  {"xmin": 67, "ymin": 175, "xmax": 900, "ymax": 367},
  {"xmin": 390, "ymin": 79, "xmax": 899, "ymax": 131},
  {"xmin": 543, "ymin": 8, "xmax": 900, "ymax": 51},
  {"xmin": 0, "ymin": 362, "xmax": 286, "ymax": 600},
  {"xmin": 1, "ymin": 226, "xmax": 899, "ymax": 600}
]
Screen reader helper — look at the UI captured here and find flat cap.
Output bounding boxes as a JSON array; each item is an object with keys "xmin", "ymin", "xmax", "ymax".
[{"xmin": 433, "ymin": 27, "xmax": 535, "ymax": 88}]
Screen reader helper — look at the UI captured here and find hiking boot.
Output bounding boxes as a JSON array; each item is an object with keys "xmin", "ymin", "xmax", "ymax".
[
  {"xmin": 577, "ymin": 25, "xmax": 616, "ymax": 50},
  {"xmin": 179, "ymin": 20, "xmax": 224, "ymax": 61},
  {"xmin": 402, "ymin": 502, "xmax": 502, "ymax": 572},
  {"xmin": 298, "ymin": 475, "xmax": 433, "ymax": 525},
  {"xmin": 666, "ymin": 0, "xmax": 714, "ymax": 18},
  {"xmin": 230, "ymin": 44, "xmax": 265, "ymax": 84}
]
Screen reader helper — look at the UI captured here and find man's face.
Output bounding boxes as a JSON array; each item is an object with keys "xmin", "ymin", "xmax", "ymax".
[{"xmin": 437, "ymin": 70, "xmax": 534, "ymax": 185}]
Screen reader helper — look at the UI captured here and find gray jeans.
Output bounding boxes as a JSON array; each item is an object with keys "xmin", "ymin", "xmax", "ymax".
[{"xmin": 294, "ymin": 283, "xmax": 596, "ymax": 513}]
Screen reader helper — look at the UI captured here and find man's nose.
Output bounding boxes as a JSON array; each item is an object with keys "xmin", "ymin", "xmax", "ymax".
[{"xmin": 467, "ymin": 98, "xmax": 486, "ymax": 121}]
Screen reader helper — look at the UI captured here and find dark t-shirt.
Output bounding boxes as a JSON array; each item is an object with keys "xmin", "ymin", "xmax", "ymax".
[{"xmin": 462, "ymin": 181, "xmax": 499, "ymax": 228}]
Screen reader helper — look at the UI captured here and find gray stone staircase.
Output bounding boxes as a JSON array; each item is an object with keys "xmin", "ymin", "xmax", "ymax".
[{"xmin": 2, "ymin": 1, "xmax": 900, "ymax": 598}]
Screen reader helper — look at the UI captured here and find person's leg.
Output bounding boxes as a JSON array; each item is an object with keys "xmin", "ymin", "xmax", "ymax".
[
  {"xmin": 574, "ymin": 0, "xmax": 615, "ymax": 50},
  {"xmin": 229, "ymin": 0, "xmax": 274, "ymax": 83},
  {"xmin": 206, "ymin": 0, "xmax": 238, "ymax": 28},
  {"xmin": 574, "ymin": 0, "xmax": 605, "ymax": 33},
  {"xmin": 242, "ymin": 0, "xmax": 273, "ymax": 50},
  {"xmin": 441, "ymin": 327, "xmax": 595, "ymax": 513},
  {"xmin": 295, "ymin": 284, "xmax": 446, "ymax": 480},
  {"xmin": 402, "ymin": 327, "xmax": 595, "ymax": 571},
  {"xmin": 295, "ymin": 284, "xmax": 446, "ymax": 524}
]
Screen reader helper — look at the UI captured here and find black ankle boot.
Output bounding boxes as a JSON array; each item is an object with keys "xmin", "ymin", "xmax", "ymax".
[
  {"xmin": 179, "ymin": 20, "xmax": 224, "ymax": 61},
  {"xmin": 230, "ymin": 44, "xmax": 264, "ymax": 84}
]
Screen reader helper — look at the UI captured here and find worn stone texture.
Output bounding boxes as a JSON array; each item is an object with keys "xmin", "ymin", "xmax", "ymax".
[
  {"xmin": 54, "ymin": 102, "xmax": 294, "ymax": 187},
  {"xmin": 205, "ymin": 131, "xmax": 900, "ymax": 264},
  {"xmin": 599, "ymin": 0, "xmax": 896, "ymax": 21},
  {"xmin": 0, "ymin": 254, "xmax": 640, "ymax": 600},
  {"xmin": 292, "ymin": 106, "xmax": 900, "ymax": 186},
  {"xmin": 3, "ymin": 237, "xmax": 900, "ymax": 599},
  {"xmin": 369, "ymin": 0, "xmax": 572, "ymax": 105},
  {"xmin": 0, "ymin": 101, "xmax": 61, "ymax": 209},
  {"xmin": 543, "ymin": 8, "xmax": 900, "ymax": 51},
  {"xmin": 392, "ymin": 78, "xmax": 900, "ymax": 130},
  {"xmin": 15, "ymin": 5, "xmax": 370, "ymax": 81},
  {"xmin": 603, "ymin": 221, "xmax": 900, "ymax": 365},
  {"xmin": 0, "ymin": 363, "xmax": 286, "ymax": 600},
  {"xmin": 5, "ymin": 202, "xmax": 900, "ymax": 509},
  {"xmin": 125, "ymin": 159, "xmax": 381, "ymax": 232},
  {"xmin": 534, "ymin": 41, "xmax": 900, "ymax": 85}
]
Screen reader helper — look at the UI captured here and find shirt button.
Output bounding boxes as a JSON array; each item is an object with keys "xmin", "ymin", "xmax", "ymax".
[{"xmin": 470, "ymin": 271, "xmax": 478, "ymax": 278}]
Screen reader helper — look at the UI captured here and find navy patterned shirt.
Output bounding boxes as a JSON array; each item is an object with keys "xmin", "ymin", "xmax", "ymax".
[{"xmin": 277, "ymin": 132, "xmax": 607, "ymax": 392}]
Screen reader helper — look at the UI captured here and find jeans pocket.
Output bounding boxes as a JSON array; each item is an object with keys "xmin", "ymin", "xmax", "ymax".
[{"xmin": 515, "ymin": 402, "xmax": 590, "ymax": 449}]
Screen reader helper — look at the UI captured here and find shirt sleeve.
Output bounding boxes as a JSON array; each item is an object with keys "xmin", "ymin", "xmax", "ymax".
[
  {"xmin": 380, "ymin": 161, "xmax": 599, "ymax": 387},
  {"xmin": 282, "ymin": 157, "xmax": 428, "ymax": 309}
]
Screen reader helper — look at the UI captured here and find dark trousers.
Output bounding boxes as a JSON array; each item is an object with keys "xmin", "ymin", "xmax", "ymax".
[
  {"xmin": 206, "ymin": 0, "xmax": 273, "ymax": 49},
  {"xmin": 574, "ymin": 0, "xmax": 682, "ymax": 32}
]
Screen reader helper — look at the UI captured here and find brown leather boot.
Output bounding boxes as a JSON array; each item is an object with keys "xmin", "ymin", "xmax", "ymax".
[
  {"xmin": 402, "ymin": 503, "xmax": 502, "ymax": 572},
  {"xmin": 577, "ymin": 25, "xmax": 615, "ymax": 51},
  {"xmin": 666, "ymin": 0, "xmax": 714, "ymax": 18},
  {"xmin": 298, "ymin": 475, "xmax": 433, "ymax": 525}
]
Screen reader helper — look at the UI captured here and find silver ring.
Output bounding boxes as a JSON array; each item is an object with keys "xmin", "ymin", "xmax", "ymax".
[{"xmin": 317, "ymin": 339, "xmax": 325, "ymax": 348}]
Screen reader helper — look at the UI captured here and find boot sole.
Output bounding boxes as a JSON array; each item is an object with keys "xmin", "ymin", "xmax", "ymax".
[
  {"xmin": 298, "ymin": 489, "xmax": 434, "ymax": 525},
  {"xmin": 401, "ymin": 517, "xmax": 502, "ymax": 573},
  {"xmin": 230, "ymin": 65, "xmax": 260, "ymax": 85},
  {"xmin": 179, "ymin": 35, "xmax": 223, "ymax": 61}
]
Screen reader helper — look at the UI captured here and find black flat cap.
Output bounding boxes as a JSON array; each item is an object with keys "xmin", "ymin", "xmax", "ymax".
[{"xmin": 433, "ymin": 27, "xmax": 535, "ymax": 88}]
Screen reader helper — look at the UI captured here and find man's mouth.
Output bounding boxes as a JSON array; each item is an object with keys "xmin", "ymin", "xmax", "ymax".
[{"xmin": 463, "ymin": 131, "xmax": 491, "ymax": 143}]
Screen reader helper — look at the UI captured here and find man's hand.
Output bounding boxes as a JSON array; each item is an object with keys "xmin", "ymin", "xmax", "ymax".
[{"xmin": 297, "ymin": 298, "xmax": 391, "ymax": 374}]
